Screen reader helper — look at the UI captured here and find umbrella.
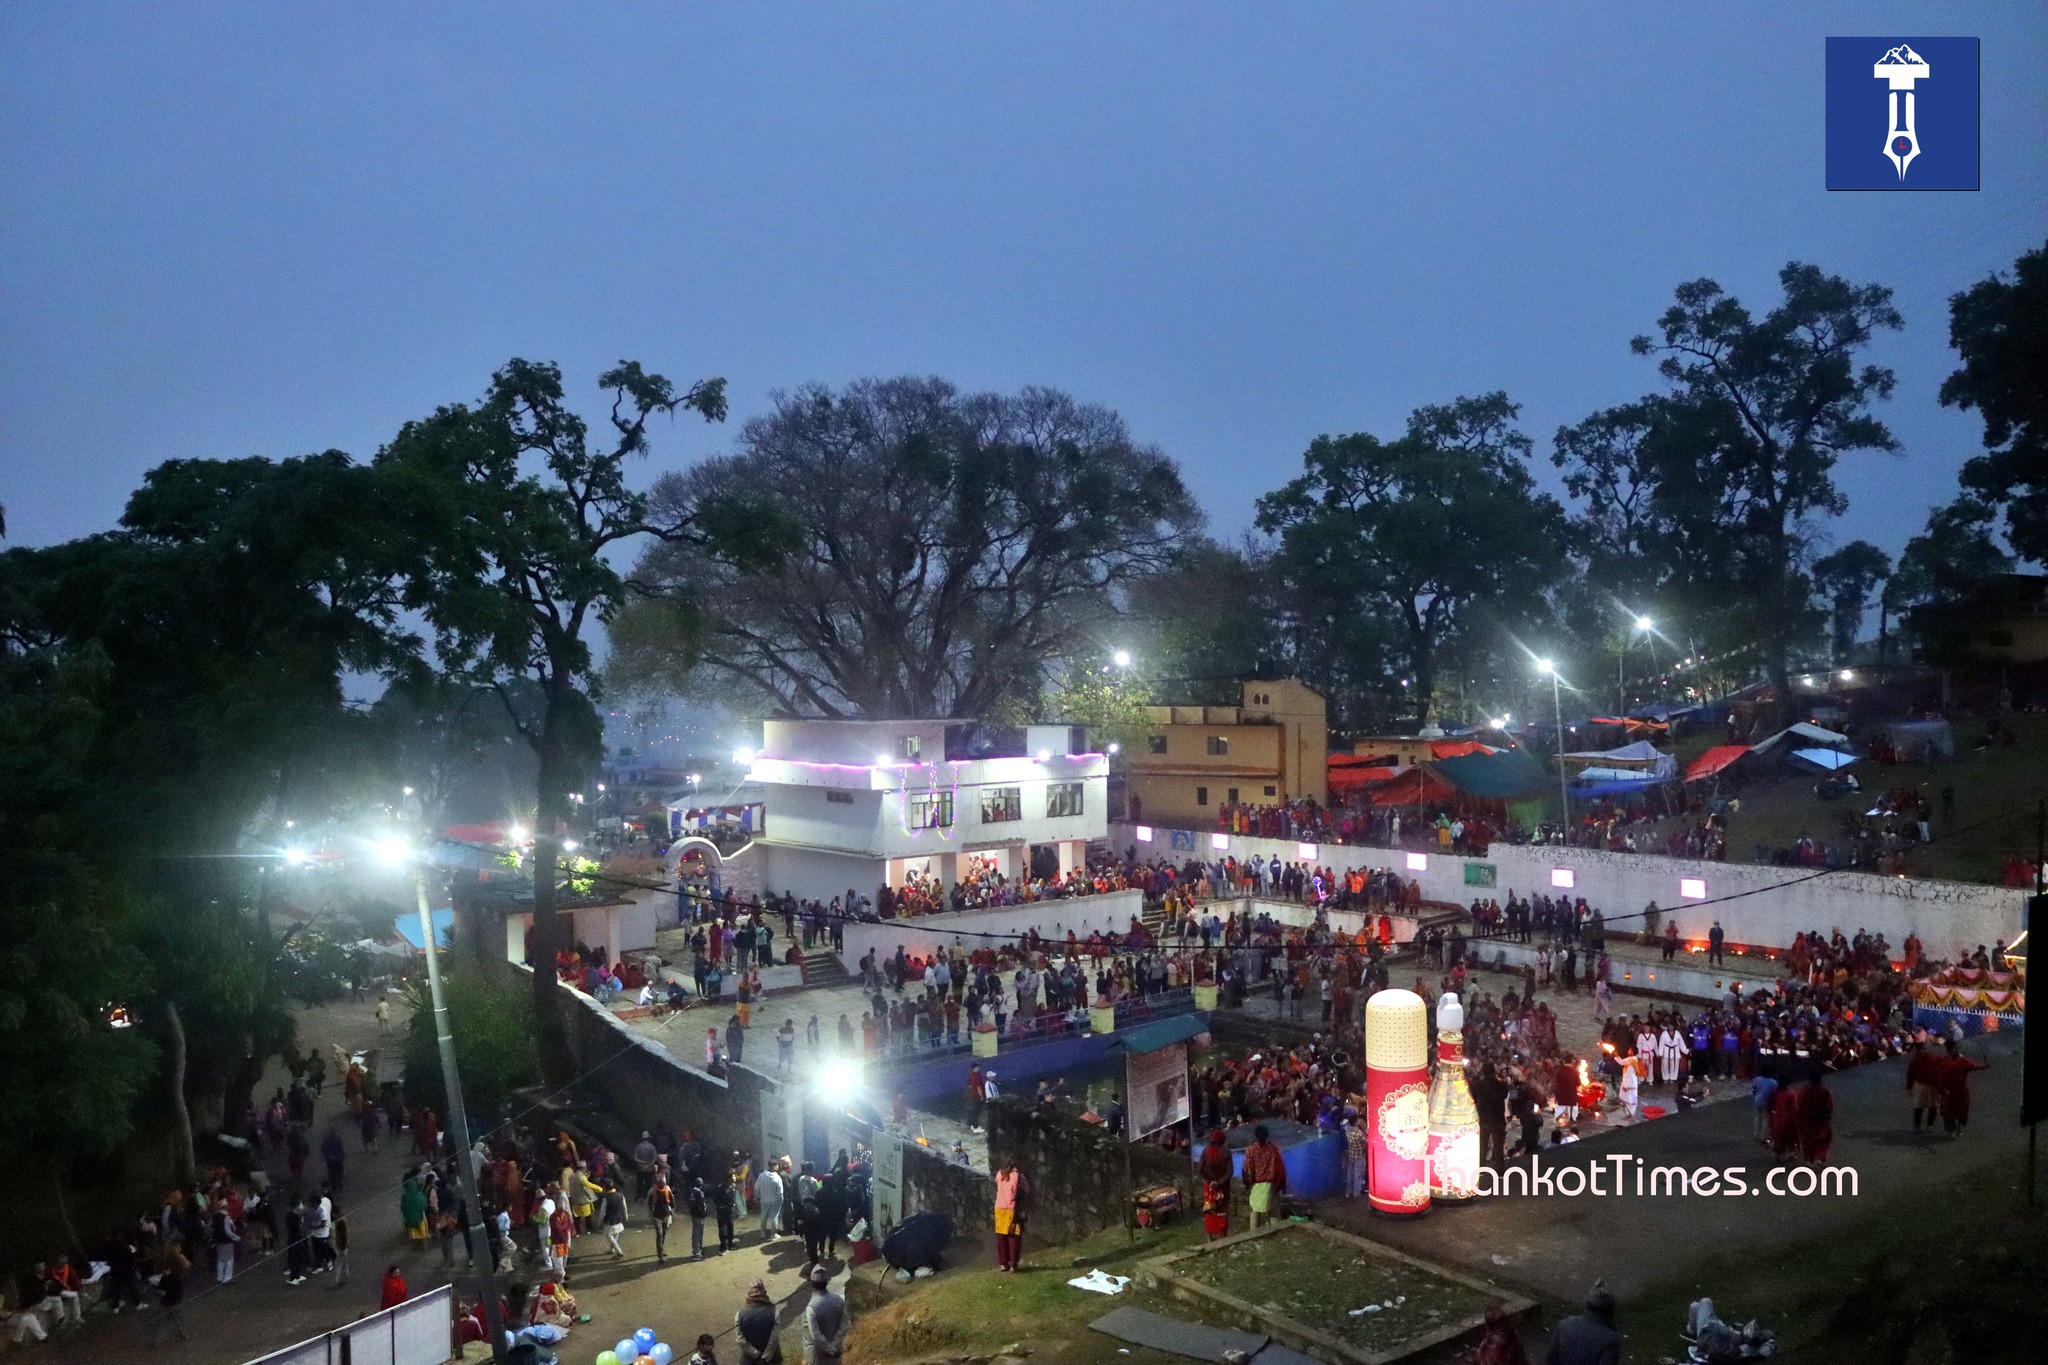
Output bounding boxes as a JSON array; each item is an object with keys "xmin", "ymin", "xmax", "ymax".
[{"xmin": 881, "ymin": 1210, "xmax": 954, "ymax": 1271}]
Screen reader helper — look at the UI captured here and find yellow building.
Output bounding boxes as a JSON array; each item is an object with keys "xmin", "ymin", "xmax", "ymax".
[{"xmin": 1125, "ymin": 679, "xmax": 1328, "ymax": 827}]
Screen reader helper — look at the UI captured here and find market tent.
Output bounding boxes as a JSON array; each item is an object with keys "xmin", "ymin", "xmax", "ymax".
[
  {"xmin": 1328, "ymin": 763, "xmax": 1398, "ymax": 794},
  {"xmin": 444, "ymin": 821, "xmax": 519, "ymax": 845},
  {"xmin": 1755, "ymin": 721, "xmax": 1851, "ymax": 753},
  {"xmin": 1570, "ymin": 777, "xmax": 1670, "ymax": 799},
  {"xmin": 1360, "ymin": 765, "xmax": 1458, "ymax": 806},
  {"xmin": 1428, "ymin": 739, "xmax": 1497, "ymax": 759},
  {"xmin": 1574, "ymin": 765, "xmax": 1661, "ymax": 783},
  {"xmin": 1563, "ymin": 739, "xmax": 1665, "ymax": 763},
  {"xmin": 393, "ymin": 907, "xmax": 453, "ymax": 950},
  {"xmin": 1791, "ymin": 748, "xmax": 1858, "ymax": 772},
  {"xmin": 1685, "ymin": 744, "xmax": 1751, "ymax": 782},
  {"xmin": 1432, "ymin": 748, "xmax": 1554, "ymax": 800}
]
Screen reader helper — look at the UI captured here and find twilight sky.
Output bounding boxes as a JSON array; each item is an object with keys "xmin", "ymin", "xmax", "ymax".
[{"xmin": 3, "ymin": 2, "xmax": 2044, "ymax": 562}]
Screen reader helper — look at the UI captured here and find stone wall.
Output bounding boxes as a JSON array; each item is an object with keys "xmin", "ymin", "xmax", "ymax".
[
  {"xmin": 982, "ymin": 1096, "xmax": 1197, "ymax": 1246},
  {"xmin": 901, "ymin": 1138, "xmax": 994, "ymax": 1240},
  {"xmin": 504, "ymin": 957, "xmax": 778, "ymax": 1168},
  {"xmin": 1117, "ymin": 823, "xmax": 2025, "ymax": 960}
]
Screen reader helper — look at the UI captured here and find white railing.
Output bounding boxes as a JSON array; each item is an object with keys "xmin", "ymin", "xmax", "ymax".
[{"xmin": 241, "ymin": 1283, "xmax": 452, "ymax": 1365}]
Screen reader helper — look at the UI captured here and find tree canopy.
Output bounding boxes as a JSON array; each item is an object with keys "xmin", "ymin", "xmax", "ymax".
[
  {"xmin": 1254, "ymin": 393, "xmax": 1567, "ymax": 727},
  {"xmin": 1943, "ymin": 239, "xmax": 2048, "ymax": 566},
  {"xmin": 621, "ymin": 377, "xmax": 1201, "ymax": 719}
]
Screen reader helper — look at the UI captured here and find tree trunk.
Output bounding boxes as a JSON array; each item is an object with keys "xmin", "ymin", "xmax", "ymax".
[
  {"xmin": 164, "ymin": 999, "xmax": 197, "ymax": 1186},
  {"xmin": 527, "ymin": 711, "xmax": 577, "ymax": 1088}
]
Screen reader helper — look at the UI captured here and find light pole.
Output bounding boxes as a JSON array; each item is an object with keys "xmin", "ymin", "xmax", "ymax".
[
  {"xmin": 1536, "ymin": 660, "xmax": 1570, "ymax": 833},
  {"xmin": 384, "ymin": 838, "xmax": 509, "ymax": 1363},
  {"xmin": 1618, "ymin": 615, "xmax": 1652, "ymax": 712}
]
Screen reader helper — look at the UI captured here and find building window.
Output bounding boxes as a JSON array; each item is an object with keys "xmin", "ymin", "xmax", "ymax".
[
  {"xmin": 1226, "ymin": 787, "xmax": 1239, "ymax": 804},
  {"xmin": 824, "ymin": 790, "xmax": 855, "ymax": 805},
  {"xmin": 1046, "ymin": 782, "xmax": 1084, "ymax": 818},
  {"xmin": 1263, "ymin": 785, "xmax": 1277, "ymax": 796},
  {"xmin": 1195, "ymin": 786, "xmax": 1209, "ymax": 806},
  {"xmin": 902, "ymin": 735, "xmax": 922, "ymax": 760},
  {"xmin": 979, "ymin": 786, "xmax": 1022, "ymax": 823},
  {"xmin": 1206, "ymin": 735, "xmax": 1230, "ymax": 755},
  {"xmin": 1147, "ymin": 734, "xmax": 1168, "ymax": 754},
  {"xmin": 906, "ymin": 791, "xmax": 954, "ymax": 829}
]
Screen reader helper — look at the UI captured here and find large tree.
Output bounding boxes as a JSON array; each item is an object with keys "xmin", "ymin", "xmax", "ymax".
[
  {"xmin": 1885, "ymin": 498, "xmax": 2013, "ymax": 660},
  {"xmin": 621, "ymin": 377, "xmax": 1201, "ymax": 719},
  {"xmin": 1560, "ymin": 264, "xmax": 1902, "ymax": 723},
  {"xmin": 1942, "ymin": 240, "xmax": 2048, "ymax": 565},
  {"xmin": 1811, "ymin": 540, "xmax": 1892, "ymax": 662},
  {"xmin": 1254, "ymin": 393, "xmax": 1567, "ymax": 727},
  {"xmin": 378, "ymin": 359, "xmax": 732, "ymax": 1084},
  {"xmin": 0, "ymin": 452, "xmax": 416, "ymax": 1193}
]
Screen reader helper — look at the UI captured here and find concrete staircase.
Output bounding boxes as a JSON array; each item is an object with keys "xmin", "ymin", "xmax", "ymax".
[{"xmin": 799, "ymin": 945, "xmax": 851, "ymax": 988}]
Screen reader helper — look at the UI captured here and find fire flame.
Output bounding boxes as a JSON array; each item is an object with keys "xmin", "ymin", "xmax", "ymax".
[{"xmin": 1577, "ymin": 1059, "xmax": 1591, "ymax": 1087}]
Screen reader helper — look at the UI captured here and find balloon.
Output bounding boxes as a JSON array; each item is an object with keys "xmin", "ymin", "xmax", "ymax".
[
  {"xmin": 595, "ymin": 1354, "xmax": 621, "ymax": 1365},
  {"xmin": 635, "ymin": 1329, "xmax": 658, "ymax": 1353},
  {"xmin": 651, "ymin": 1347, "xmax": 674, "ymax": 1365},
  {"xmin": 617, "ymin": 1340, "xmax": 640, "ymax": 1362},
  {"xmin": 638, "ymin": 1357, "xmax": 657, "ymax": 1365}
]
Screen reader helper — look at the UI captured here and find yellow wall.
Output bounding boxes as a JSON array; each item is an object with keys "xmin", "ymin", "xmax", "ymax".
[{"xmin": 1127, "ymin": 679, "xmax": 1328, "ymax": 825}]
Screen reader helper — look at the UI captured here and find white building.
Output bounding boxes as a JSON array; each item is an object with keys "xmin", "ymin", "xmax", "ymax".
[{"xmin": 741, "ymin": 718, "xmax": 1109, "ymax": 905}]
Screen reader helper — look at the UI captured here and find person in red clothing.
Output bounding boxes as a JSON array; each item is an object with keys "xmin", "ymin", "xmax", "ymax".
[
  {"xmin": 1767, "ymin": 1080, "xmax": 1801, "ymax": 1160},
  {"xmin": 1796, "ymin": 1075, "xmax": 1835, "ymax": 1163},
  {"xmin": 1198, "ymin": 1130, "xmax": 1234, "ymax": 1240},
  {"xmin": 1905, "ymin": 1040, "xmax": 1943, "ymax": 1131},
  {"xmin": 1241, "ymin": 1125, "xmax": 1287, "ymax": 1230},
  {"xmin": 379, "ymin": 1265, "xmax": 408, "ymax": 1310},
  {"xmin": 1936, "ymin": 1039, "xmax": 1989, "ymax": 1138}
]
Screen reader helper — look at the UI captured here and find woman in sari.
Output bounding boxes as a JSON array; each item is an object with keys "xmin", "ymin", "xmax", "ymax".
[{"xmin": 399, "ymin": 1173, "xmax": 430, "ymax": 1243}]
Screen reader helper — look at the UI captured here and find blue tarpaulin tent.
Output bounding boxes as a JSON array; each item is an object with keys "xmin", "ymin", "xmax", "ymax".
[{"xmin": 393, "ymin": 908, "xmax": 454, "ymax": 950}]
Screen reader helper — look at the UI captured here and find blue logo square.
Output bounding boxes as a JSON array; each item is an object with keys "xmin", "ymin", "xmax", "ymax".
[{"xmin": 1826, "ymin": 37, "xmax": 1979, "ymax": 190}]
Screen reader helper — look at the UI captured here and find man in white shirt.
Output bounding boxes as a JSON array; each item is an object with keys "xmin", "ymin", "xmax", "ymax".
[{"xmin": 309, "ymin": 1190, "xmax": 335, "ymax": 1272}]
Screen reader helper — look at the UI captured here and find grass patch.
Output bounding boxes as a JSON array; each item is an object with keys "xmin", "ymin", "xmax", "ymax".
[
  {"xmin": 1172, "ymin": 1227, "xmax": 1497, "ymax": 1355},
  {"xmin": 844, "ymin": 1219, "xmax": 1208, "ymax": 1365}
]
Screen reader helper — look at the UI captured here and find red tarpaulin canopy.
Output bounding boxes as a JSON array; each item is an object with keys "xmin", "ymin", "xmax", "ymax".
[
  {"xmin": 1428, "ymin": 739, "xmax": 1497, "ymax": 759},
  {"xmin": 1360, "ymin": 765, "xmax": 1458, "ymax": 806},
  {"xmin": 1328, "ymin": 764, "xmax": 1398, "ymax": 793},
  {"xmin": 1684, "ymin": 745, "xmax": 1751, "ymax": 782},
  {"xmin": 444, "ymin": 820, "xmax": 519, "ymax": 844}
]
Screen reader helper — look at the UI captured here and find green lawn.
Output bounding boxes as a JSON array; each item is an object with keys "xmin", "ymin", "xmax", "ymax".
[{"xmin": 1656, "ymin": 715, "xmax": 2048, "ymax": 884}]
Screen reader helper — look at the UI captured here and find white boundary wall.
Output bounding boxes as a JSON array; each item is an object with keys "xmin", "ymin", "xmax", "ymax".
[
  {"xmin": 835, "ymin": 888, "xmax": 1146, "ymax": 968},
  {"xmin": 1114, "ymin": 824, "xmax": 2024, "ymax": 961}
]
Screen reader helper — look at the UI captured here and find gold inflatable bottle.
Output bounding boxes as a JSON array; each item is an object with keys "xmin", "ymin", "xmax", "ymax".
[{"xmin": 1426, "ymin": 991, "xmax": 1480, "ymax": 1201}]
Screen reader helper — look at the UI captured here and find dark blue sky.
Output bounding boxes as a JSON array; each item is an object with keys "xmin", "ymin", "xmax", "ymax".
[{"xmin": 4, "ymin": 3, "xmax": 2043, "ymax": 560}]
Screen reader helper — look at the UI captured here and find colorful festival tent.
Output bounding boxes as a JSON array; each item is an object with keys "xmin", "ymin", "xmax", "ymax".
[
  {"xmin": 1431, "ymin": 748, "xmax": 1554, "ymax": 800},
  {"xmin": 1685, "ymin": 744, "xmax": 1751, "ymax": 782}
]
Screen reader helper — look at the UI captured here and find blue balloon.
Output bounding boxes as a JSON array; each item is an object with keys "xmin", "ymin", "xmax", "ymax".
[
  {"xmin": 634, "ymin": 1329, "xmax": 657, "ymax": 1353},
  {"xmin": 651, "ymin": 1347, "xmax": 675, "ymax": 1365},
  {"xmin": 617, "ymin": 1340, "xmax": 640, "ymax": 1362}
]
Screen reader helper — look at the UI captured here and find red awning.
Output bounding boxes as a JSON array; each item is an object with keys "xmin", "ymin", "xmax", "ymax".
[
  {"xmin": 444, "ymin": 821, "xmax": 518, "ymax": 844},
  {"xmin": 1684, "ymin": 745, "xmax": 1750, "ymax": 782},
  {"xmin": 1328, "ymin": 764, "xmax": 1398, "ymax": 793},
  {"xmin": 1359, "ymin": 766, "xmax": 1458, "ymax": 806},
  {"xmin": 1428, "ymin": 739, "xmax": 1497, "ymax": 759}
]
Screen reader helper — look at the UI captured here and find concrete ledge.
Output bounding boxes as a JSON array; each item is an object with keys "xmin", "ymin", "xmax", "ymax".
[{"xmin": 1137, "ymin": 1222, "xmax": 1536, "ymax": 1365}]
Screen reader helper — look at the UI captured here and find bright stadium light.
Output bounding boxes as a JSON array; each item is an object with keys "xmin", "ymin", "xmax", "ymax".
[
  {"xmin": 375, "ymin": 836, "xmax": 414, "ymax": 867},
  {"xmin": 1112, "ymin": 650, "xmax": 1132, "ymax": 668},
  {"xmin": 282, "ymin": 847, "xmax": 311, "ymax": 867},
  {"xmin": 1633, "ymin": 615, "xmax": 1653, "ymax": 632},
  {"xmin": 507, "ymin": 824, "xmax": 528, "ymax": 844},
  {"xmin": 1536, "ymin": 659, "xmax": 1555, "ymax": 675},
  {"xmin": 814, "ymin": 1058, "xmax": 863, "ymax": 1105}
]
